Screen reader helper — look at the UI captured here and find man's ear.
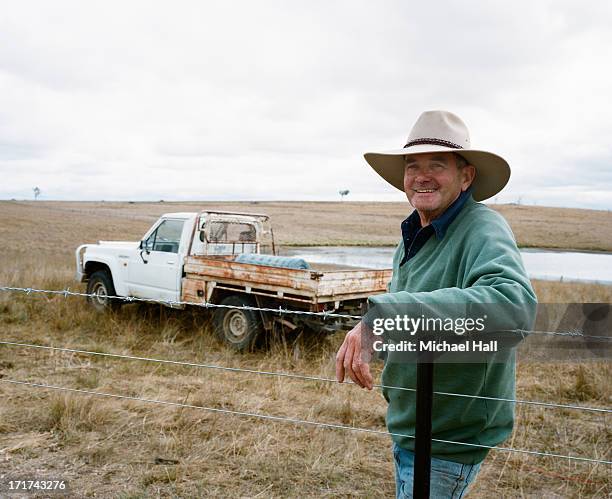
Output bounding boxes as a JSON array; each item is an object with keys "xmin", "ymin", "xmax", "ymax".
[{"xmin": 461, "ymin": 165, "xmax": 476, "ymax": 191}]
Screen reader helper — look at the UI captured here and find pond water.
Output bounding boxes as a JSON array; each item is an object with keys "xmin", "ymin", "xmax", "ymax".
[{"xmin": 282, "ymin": 246, "xmax": 612, "ymax": 285}]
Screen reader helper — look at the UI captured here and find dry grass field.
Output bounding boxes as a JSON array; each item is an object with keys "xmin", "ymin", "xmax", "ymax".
[
  {"xmin": 0, "ymin": 199, "xmax": 611, "ymax": 250},
  {"xmin": 0, "ymin": 200, "xmax": 610, "ymax": 498}
]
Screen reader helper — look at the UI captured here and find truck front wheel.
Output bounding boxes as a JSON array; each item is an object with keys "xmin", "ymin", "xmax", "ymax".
[
  {"xmin": 212, "ymin": 296, "xmax": 263, "ymax": 351},
  {"xmin": 87, "ymin": 270, "xmax": 122, "ymax": 313}
]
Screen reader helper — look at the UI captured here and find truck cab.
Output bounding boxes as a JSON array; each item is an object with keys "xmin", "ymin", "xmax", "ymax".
[{"xmin": 76, "ymin": 210, "xmax": 274, "ymax": 307}]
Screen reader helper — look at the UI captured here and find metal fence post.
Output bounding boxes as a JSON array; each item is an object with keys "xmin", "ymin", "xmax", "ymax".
[{"xmin": 413, "ymin": 352, "xmax": 434, "ymax": 499}]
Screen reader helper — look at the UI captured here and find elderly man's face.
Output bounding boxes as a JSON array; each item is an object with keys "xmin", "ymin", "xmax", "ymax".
[{"xmin": 403, "ymin": 152, "xmax": 475, "ymax": 223}]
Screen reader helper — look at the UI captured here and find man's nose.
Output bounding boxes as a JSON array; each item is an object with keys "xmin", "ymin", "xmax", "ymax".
[{"xmin": 414, "ymin": 170, "xmax": 433, "ymax": 183}]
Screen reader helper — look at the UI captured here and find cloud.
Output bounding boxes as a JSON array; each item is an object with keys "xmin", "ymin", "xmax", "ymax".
[{"xmin": 0, "ymin": 0, "xmax": 610, "ymax": 208}]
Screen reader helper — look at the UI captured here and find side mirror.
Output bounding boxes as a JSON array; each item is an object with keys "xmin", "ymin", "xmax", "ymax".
[{"xmin": 140, "ymin": 239, "xmax": 152, "ymax": 254}]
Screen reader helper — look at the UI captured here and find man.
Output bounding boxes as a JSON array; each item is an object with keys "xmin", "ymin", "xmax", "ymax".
[{"xmin": 335, "ymin": 110, "xmax": 536, "ymax": 498}]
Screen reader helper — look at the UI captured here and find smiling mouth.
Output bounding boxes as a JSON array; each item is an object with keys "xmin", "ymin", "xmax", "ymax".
[{"xmin": 413, "ymin": 188, "xmax": 437, "ymax": 193}]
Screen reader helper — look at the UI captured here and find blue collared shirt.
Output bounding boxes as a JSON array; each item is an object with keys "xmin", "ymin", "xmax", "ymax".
[{"xmin": 399, "ymin": 187, "xmax": 473, "ymax": 266}]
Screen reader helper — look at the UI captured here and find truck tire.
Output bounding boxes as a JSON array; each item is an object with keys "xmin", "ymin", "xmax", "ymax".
[
  {"xmin": 212, "ymin": 295, "xmax": 263, "ymax": 351},
  {"xmin": 86, "ymin": 270, "xmax": 122, "ymax": 313}
]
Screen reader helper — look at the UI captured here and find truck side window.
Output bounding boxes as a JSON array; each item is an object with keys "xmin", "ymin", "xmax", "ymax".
[{"xmin": 151, "ymin": 219, "xmax": 185, "ymax": 253}]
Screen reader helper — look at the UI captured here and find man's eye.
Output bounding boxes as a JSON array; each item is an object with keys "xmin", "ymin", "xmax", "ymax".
[{"xmin": 431, "ymin": 164, "xmax": 445, "ymax": 170}]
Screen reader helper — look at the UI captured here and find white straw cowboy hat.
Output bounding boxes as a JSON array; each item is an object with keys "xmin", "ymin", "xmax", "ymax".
[{"xmin": 364, "ymin": 110, "xmax": 510, "ymax": 201}]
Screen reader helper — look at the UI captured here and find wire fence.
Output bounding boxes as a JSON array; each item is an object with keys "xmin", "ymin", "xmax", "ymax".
[
  {"xmin": 1, "ymin": 285, "xmax": 611, "ymax": 340},
  {"xmin": 1, "ymin": 378, "xmax": 610, "ymax": 466},
  {"xmin": 0, "ymin": 284, "xmax": 610, "ymax": 469},
  {"xmin": 0, "ymin": 285, "xmax": 361, "ymax": 319},
  {"xmin": 1, "ymin": 340, "xmax": 610, "ymax": 415}
]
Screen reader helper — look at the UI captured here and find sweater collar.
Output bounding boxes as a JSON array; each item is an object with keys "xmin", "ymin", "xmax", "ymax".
[{"xmin": 403, "ymin": 187, "xmax": 473, "ymax": 240}]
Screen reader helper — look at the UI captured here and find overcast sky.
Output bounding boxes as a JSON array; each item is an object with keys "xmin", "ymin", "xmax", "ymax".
[{"xmin": 1, "ymin": 1, "xmax": 611, "ymax": 208}]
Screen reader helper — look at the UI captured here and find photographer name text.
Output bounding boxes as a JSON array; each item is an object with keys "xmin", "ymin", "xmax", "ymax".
[{"xmin": 373, "ymin": 339, "xmax": 498, "ymax": 353}]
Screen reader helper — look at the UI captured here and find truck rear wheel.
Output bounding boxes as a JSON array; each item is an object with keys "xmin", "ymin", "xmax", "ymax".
[
  {"xmin": 212, "ymin": 295, "xmax": 263, "ymax": 351},
  {"xmin": 87, "ymin": 270, "xmax": 122, "ymax": 313}
]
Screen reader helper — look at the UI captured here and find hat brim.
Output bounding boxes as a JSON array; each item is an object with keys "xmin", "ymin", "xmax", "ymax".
[{"xmin": 364, "ymin": 145, "xmax": 510, "ymax": 202}]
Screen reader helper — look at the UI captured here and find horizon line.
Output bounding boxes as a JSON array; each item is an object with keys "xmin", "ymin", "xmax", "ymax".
[{"xmin": 1, "ymin": 198, "xmax": 610, "ymax": 212}]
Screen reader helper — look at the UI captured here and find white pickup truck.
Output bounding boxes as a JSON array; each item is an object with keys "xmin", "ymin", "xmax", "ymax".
[{"xmin": 76, "ymin": 210, "xmax": 391, "ymax": 350}]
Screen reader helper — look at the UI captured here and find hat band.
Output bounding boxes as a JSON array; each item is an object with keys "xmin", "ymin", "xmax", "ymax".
[{"xmin": 404, "ymin": 137, "xmax": 463, "ymax": 149}]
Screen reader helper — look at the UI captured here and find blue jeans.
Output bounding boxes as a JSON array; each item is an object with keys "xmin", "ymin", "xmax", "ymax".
[{"xmin": 393, "ymin": 443, "xmax": 481, "ymax": 499}]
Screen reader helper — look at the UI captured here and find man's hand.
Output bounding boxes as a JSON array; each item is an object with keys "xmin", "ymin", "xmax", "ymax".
[{"xmin": 335, "ymin": 321, "xmax": 374, "ymax": 390}]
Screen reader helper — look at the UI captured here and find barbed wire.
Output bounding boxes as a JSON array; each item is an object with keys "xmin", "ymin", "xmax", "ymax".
[
  {"xmin": 1, "ymin": 340, "xmax": 610, "ymax": 414},
  {"xmin": 0, "ymin": 286, "xmax": 360, "ymax": 320},
  {"xmin": 1, "ymin": 285, "xmax": 611, "ymax": 340},
  {"xmin": 508, "ymin": 328, "xmax": 611, "ymax": 340},
  {"xmin": 1, "ymin": 378, "xmax": 610, "ymax": 465}
]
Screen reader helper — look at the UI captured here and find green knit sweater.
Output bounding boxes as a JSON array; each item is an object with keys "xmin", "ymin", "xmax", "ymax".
[{"xmin": 368, "ymin": 196, "xmax": 537, "ymax": 464}]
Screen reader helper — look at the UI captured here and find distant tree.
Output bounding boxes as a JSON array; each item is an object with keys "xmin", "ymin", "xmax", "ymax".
[
  {"xmin": 33, "ymin": 187, "xmax": 41, "ymax": 200},
  {"xmin": 339, "ymin": 189, "xmax": 350, "ymax": 201}
]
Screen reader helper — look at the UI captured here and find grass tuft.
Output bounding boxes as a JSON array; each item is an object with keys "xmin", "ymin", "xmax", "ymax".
[{"xmin": 45, "ymin": 394, "xmax": 115, "ymax": 434}]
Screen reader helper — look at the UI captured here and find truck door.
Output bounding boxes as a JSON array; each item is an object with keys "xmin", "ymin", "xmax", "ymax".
[{"xmin": 127, "ymin": 219, "xmax": 185, "ymax": 301}]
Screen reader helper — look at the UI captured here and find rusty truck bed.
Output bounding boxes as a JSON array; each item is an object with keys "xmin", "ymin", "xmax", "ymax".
[{"xmin": 181, "ymin": 255, "xmax": 392, "ymax": 306}]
